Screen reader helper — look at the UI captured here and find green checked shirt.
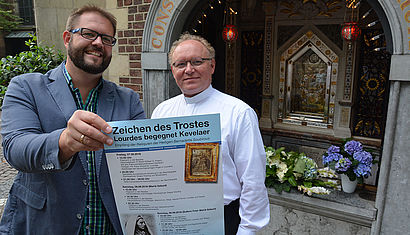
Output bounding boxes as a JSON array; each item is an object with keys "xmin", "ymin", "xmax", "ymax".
[{"xmin": 63, "ymin": 66, "xmax": 115, "ymax": 235}]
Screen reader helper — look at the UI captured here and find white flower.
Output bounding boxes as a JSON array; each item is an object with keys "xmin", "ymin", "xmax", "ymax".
[
  {"xmin": 278, "ymin": 162, "xmax": 287, "ymax": 170},
  {"xmin": 318, "ymin": 167, "xmax": 338, "ymax": 178},
  {"xmin": 266, "ymin": 150, "xmax": 274, "ymax": 158},
  {"xmin": 277, "ymin": 171, "xmax": 286, "ymax": 182},
  {"xmin": 298, "ymin": 185, "xmax": 331, "ymax": 196},
  {"xmin": 276, "ymin": 163, "xmax": 288, "ymax": 182},
  {"xmin": 309, "ymin": 186, "xmax": 331, "ymax": 195},
  {"xmin": 327, "ymin": 179, "xmax": 339, "ymax": 184},
  {"xmin": 267, "ymin": 157, "xmax": 279, "ymax": 168}
]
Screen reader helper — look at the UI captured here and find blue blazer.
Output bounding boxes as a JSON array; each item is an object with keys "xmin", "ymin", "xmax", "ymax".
[{"xmin": 0, "ymin": 63, "xmax": 145, "ymax": 234}]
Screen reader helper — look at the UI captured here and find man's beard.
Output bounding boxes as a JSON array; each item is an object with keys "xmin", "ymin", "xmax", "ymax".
[{"xmin": 68, "ymin": 42, "xmax": 111, "ymax": 74}]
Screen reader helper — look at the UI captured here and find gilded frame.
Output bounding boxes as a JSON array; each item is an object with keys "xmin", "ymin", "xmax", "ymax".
[{"xmin": 184, "ymin": 143, "xmax": 219, "ymax": 182}]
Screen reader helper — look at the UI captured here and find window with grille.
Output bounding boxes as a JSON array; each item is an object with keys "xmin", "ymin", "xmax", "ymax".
[{"xmin": 18, "ymin": 0, "xmax": 34, "ymax": 25}]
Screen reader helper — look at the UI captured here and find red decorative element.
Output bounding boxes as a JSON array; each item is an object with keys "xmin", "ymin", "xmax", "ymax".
[
  {"xmin": 222, "ymin": 25, "xmax": 238, "ymax": 43},
  {"xmin": 341, "ymin": 22, "xmax": 361, "ymax": 41}
]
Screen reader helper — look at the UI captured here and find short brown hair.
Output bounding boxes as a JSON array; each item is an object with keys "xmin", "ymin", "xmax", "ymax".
[
  {"xmin": 168, "ymin": 33, "xmax": 215, "ymax": 65},
  {"xmin": 66, "ymin": 5, "xmax": 117, "ymax": 36}
]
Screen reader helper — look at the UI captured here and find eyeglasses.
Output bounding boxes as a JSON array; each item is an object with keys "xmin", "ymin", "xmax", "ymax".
[
  {"xmin": 172, "ymin": 57, "xmax": 213, "ymax": 69},
  {"xmin": 69, "ymin": 28, "xmax": 117, "ymax": 46}
]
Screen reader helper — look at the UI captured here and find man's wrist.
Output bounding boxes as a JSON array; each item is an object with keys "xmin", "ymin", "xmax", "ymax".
[
  {"xmin": 236, "ymin": 226, "xmax": 256, "ymax": 235},
  {"xmin": 58, "ymin": 130, "xmax": 76, "ymax": 163}
]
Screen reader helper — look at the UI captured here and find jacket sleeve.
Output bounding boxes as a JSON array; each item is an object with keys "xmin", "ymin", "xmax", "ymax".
[
  {"xmin": 1, "ymin": 75, "xmax": 65, "ymax": 173},
  {"xmin": 129, "ymin": 90, "xmax": 146, "ymax": 120}
]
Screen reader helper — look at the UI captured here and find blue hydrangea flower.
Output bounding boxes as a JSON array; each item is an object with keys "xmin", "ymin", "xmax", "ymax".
[
  {"xmin": 353, "ymin": 151, "xmax": 373, "ymax": 165},
  {"xmin": 344, "ymin": 140, "xmax": 363, "ymax": 155},
  {"xmin": 354, "ymin": 163, "xmax": 372, "ymax": 177},
  {"xmin": 304, "ymin": 168, "xmax": 318, "ymax": 180},
  {"xmin": 335, "ymin": 157, "xmax": 352, "ymax": 172},
  {"xmin": 322, "ymin": 152, "xmax": 343, "ymax": 165},
  {"xmin": 302, "ymin": 156, "xmax": 318, "ymax": 180},
  {"xmin": 327, "ymin": 145, "xmax": 340, "ymax": 154}
]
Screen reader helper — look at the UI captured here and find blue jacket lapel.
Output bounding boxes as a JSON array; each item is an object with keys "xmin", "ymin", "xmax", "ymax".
[{"xmin": 46, "ymin": 63, "xmax": 77, "ymax": 123}]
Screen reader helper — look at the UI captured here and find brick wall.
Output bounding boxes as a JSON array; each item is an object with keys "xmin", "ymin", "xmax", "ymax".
[{"xmin": 116, "ymin": 0, "xmax": 152, "ymax": 100}]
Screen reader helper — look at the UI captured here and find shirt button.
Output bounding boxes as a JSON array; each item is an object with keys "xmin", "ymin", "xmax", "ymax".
[
  {"xmin": 86, "ymin": 225, "xmax": 89, "ymax": 230},
  {"xmin": 76, "ymin": 213, "xmax": 82, "ymax": 220},
  {"xmin": 86, "ymin": 205, "xmax": 91, "ymax": 209},
  {"xmin": 82, "ymin": 180, "xmax": 88, "ymax": 186}
]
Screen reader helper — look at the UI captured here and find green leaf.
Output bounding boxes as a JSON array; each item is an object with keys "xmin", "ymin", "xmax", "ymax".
[
  {"xmin": 293, "ymin": 158, "xmax": 305, "ymax": 174},
  {"xmin": 303, "ymin": 181, "xmax": 313, "ymax": 188},
  {"xmin": 273, "ymin": 183, "xmax": 283, "ymax": 193},
  {"xmin": 346, "ymin": 171, "xmax": 357, "ymax": 181},
  {"xmin": 0, "ymin": 34, "xmax": 64, "ymax": 105},
  {"xmin": 266, "ymin": 167, "xmax": 276, "ymax": 177},
  {"xmin": 288, "ymin": 175, "xmax": 297, "ymax": 187},
  {"xmin": 313, "ymin": 179, "xmax": 326, "ymax": 187},
  {"xmin": 0, "ymin": 0, "xmax": 22, "ymax": 32}
]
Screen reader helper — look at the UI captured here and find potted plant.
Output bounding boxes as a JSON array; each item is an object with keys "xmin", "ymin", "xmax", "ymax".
[{"xmin": 322, "ymin": 140, "xmax": 374, "ymax": 193}]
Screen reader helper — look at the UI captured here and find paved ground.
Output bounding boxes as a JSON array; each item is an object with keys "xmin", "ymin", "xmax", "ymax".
[
  {"xmin": 0, "ymin": 143, "xmax": 17, "ymax": 220},
  {"xmin": 0, "ymin": 117, "xmax": 19, "ymax": 220}
]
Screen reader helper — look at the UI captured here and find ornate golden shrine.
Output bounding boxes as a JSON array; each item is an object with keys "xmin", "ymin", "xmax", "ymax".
[{"xmin": 278, "ymin": 31, "xmax": 339, "ymax": 128}]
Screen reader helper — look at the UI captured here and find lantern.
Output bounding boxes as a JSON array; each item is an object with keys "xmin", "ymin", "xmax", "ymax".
[
  {"xmin": 341, "ymin": 22, "xmax": 361, "ymax": 41},
  {"xmin": 222, "ymin": 25, "xmax": 238, "ymax": 43}
]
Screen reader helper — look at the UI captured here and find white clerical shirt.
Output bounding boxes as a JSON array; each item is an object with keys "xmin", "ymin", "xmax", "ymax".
[{"xmin": 151, "ymin": 85, "xmax": 270, "ymax": 235}]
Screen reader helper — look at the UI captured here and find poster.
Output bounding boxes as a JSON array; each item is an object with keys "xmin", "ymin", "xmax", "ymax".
[{"xmin": 105, "ymin": 114, "xmax": 224, "ymax": 235}]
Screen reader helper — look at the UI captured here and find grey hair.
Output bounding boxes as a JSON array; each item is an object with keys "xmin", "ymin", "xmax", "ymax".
[{"xmin": 168, "ymin": 32, "xmax": 215, "ymax": 65}]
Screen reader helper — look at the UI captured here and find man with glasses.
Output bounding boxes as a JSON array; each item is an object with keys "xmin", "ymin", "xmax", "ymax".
[
  {"xmin": 0, "ymin": 5, "xmax": 145, "ymax": 234},
  {"xmin": 151, "ymin": 33, "xmax": 270, "ymax": 235}
]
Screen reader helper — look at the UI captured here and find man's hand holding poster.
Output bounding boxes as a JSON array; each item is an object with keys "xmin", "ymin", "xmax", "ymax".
[{"xmin": 105, "ymin": 114, "xmax": 224, "ymax": 235}]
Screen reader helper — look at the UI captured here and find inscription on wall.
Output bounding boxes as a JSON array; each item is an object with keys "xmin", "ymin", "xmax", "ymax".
[
  {"xmin": 397, "ymin": 0, "xmax": 410, "ymax": 51},
  {"xmin": 150, "ymin": 0, "xmax": 176, "ymax": 50}
]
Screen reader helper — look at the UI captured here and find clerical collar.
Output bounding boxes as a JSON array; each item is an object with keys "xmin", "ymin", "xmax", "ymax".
[{"xmin": 184, "ymin": 85, "xmax": 214, "ymax": 104}]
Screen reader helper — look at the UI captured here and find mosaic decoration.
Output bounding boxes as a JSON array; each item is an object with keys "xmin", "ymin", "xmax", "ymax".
[
  {"xmin": 343, "ymin": 42, "xmax": 354, "ymax": 101},
  {"xmin": 279, "ymin": 0, "xmax": 343, "ymax": 18},
  {"xmin": 263, "ymin": 16, "xmax": 273, "ymax": 95},
  {"xmin": 278, "ymin": 31, "xmax": 338, "ymax": 128},
  {"xmin": 225, "ymin": 42, "xmax": 236, "ymax": 95},
  {"xmin": 352, "ymin": 29, "xmax": 390, "ymax": 139},
  {"xmin": 240, "ymin": 31, "xmax": 264, "ymax": 117}
]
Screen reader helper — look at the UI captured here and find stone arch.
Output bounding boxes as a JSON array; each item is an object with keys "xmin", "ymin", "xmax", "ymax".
[
  {"xmin": 141, "ymin": 0, "xmax": 201, "ymax": 116},
  {"xmin": 376, "ymin": 0, "xmax": 406, "ymax": 54}
]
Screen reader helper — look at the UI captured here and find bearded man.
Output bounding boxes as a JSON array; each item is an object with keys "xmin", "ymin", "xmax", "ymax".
[{"xmin": 0, "ymin": 5, "xmax": 145, "ymax": 234}]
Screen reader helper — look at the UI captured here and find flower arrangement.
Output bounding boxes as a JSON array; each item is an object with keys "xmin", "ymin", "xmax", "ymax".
[
  {"xmin": 322, "ymin": 140, "xmax": 374, "ymax": 182},
  {"xmin": 265, "ymin": 147, "xmax": 338, "ymax": 196}
]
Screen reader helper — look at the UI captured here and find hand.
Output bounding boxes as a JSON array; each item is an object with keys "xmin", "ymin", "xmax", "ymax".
[{"xmin": 58, "ymin": 110, "xmax": 113, "ymax": 163}]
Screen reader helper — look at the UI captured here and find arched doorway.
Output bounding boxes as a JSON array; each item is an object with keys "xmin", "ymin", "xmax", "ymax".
[
  {"xmin": 170, "ymin": 0, "xmax": 267, "ymax": 117},
  {"xmin": 175, "ymin": 0, "xmax": 227, "ymax": 98}
]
